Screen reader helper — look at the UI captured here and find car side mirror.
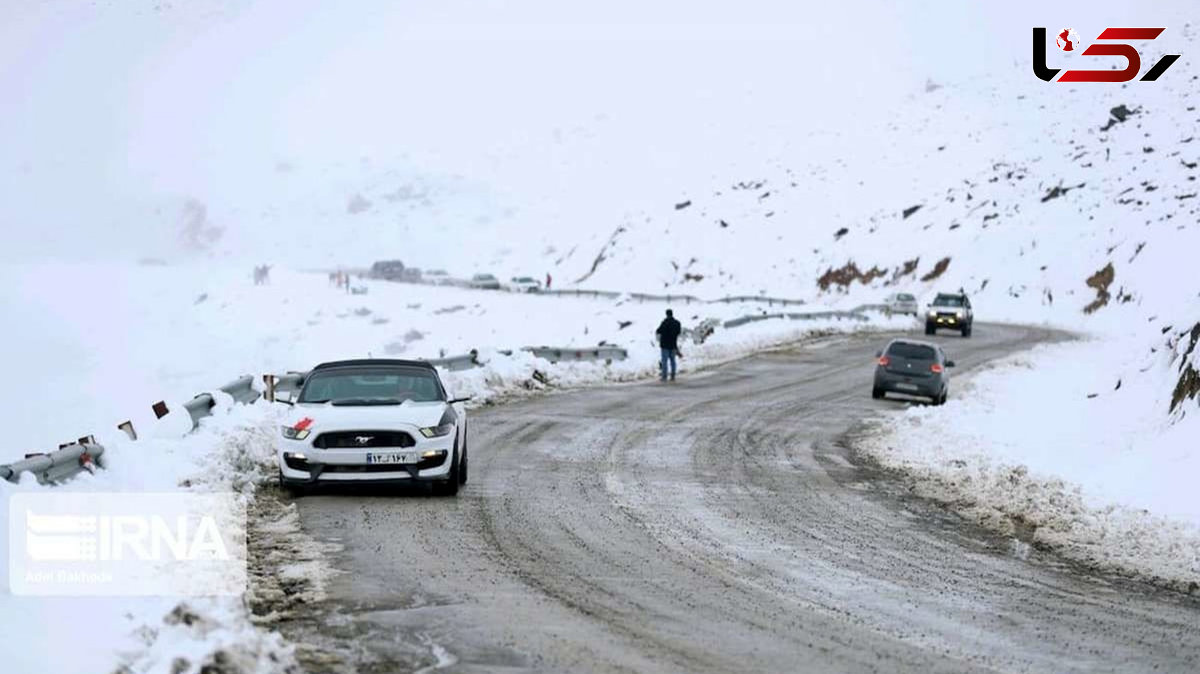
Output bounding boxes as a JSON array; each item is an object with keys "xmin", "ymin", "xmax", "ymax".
[
  {"xmin": 945, "ymin": 360, "xmax": 956, "ymax": 368},
  {"xmin": 875, "ymin": 350, "xmax": 882, "ymax": 358},
  {"xmin": 448, "ymin": 396, "xmax": 473, "ymax": 405}
]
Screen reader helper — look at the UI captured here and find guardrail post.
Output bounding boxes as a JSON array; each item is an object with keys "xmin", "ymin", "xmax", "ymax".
[
  {"xmin": 117, "ymin": 420, "xmax": 137, "ymax": 441},
  {"xmin": 263, "ymin": 374, "xmax": 277, "ymax": 402}
]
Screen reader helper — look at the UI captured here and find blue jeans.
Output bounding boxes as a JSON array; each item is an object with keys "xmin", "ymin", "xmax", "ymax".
[{"xmin": 660, "ymin": 348, "xmax": 677, "ymax": 380}]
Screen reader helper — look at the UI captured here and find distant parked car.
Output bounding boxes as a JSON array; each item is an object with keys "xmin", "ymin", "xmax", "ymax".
[
  {"xmin": 924, "ymin": 292, "xmax": 974, "ymax": 337},
  {"xmin": 369, "ymin": 260, "xmax": 407, "ymax": 281},
  {"xmin": 470, "ymin": 273, "xmax": 501, "ymax": 290},
  {"xmin": 883, "ymin": 292, "xmax": 919, "ymax": 316},
  {"xmin": 510, "ymin": 276, "xmax": 542, "ymax": 293},
  {"xmin": 424, "ymin": 269, "xmax": 452, "ymax": 286},
  {"xmin": 872, "ymin": 338, "xmax": 955, "ymax": 405}
]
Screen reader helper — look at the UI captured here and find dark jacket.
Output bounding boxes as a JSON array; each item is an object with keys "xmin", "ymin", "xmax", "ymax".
[{"xmin": 656, "ymin": 317, "xmax": 682, "ymax": 350}]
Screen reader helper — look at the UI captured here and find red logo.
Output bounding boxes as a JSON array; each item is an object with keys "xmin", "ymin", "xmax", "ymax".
[
  {"xmin": 1033, "ymin": 27, "xmax": 1180, "ymax": 82},
  {"xmin": 1056, "ymin": 28, "xmax": 1079, "ymax": 52}
]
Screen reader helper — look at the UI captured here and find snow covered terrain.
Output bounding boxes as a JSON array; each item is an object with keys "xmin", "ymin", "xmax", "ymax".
[
  {"xmin": 3, "ymin": 0, "xmax": 1200, "ymax": 670},
  {"xmin": 0, "ymin": 261, "xmax": 902, "ymax": 674},
  {"xmin": 0, "ymin": 404, "xmax": 299, "ymax": 674}
]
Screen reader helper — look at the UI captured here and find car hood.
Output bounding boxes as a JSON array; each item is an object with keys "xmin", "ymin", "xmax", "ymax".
[{"xmin": 284, "ymin": 400, "xmax": 450, "ymax": 432}]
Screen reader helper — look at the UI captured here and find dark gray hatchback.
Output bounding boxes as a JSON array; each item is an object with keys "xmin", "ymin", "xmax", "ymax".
[{"xmin": 871, "ymin": 339, "xmax": 955, "ymax": 405}]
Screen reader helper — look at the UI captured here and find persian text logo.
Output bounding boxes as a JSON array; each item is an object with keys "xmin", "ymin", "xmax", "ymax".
[
  {"xmin": 9, "ymin": 492, "xmax": 246, "ymax": 596},
  {"xmin": 1033, "ymin": 27, "xmax": 1181, "ymax": 82}
]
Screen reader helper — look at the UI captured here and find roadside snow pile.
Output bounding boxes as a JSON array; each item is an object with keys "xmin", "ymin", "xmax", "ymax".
[
  {"xmin": 856, "ymin": 334, "xmax": 1200, "ymax": 591},
  {"xmin": 0, "ymin": 401, "xmax": 301, "ymax": 674}
]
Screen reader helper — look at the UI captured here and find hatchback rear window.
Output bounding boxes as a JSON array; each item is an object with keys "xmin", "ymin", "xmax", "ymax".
[
  {"xmin": 897, "ymin": 293, "xmax": 915, "ymax": 301},
  {"xmin": 886, "ymin": 343, "xmax": 936, "ymax": 360}
]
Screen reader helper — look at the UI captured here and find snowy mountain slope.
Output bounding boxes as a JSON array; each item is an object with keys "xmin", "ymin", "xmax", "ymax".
[{"xmin": 556, "ymin": 49, "xmax": 1200, "ymax": 324}]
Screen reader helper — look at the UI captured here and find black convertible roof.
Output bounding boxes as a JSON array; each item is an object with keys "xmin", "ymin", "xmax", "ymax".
[{"xmin": 311, "ymin": 359, "xmax": 436, "ymax": 372}]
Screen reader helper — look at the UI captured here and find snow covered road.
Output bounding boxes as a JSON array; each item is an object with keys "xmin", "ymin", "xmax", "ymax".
[{"xmin": 265, "ymin": 324, "xmax": 1200, "ymax": 673}]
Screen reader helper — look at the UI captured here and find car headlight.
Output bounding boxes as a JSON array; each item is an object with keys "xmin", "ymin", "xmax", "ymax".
[
  {"xmin": 955, "ymin": 309, "xmax": 964, "ymax": 317},
  {"xmin": 419, "ymin": 423, "xmax": 455, "ymax": 438},
  {"xmin": 281, "ymin": 425, "xmax": 310, "ymax": 440},
  {"xmin": 927, "ymin": 310, "xmax": 937, "ymax": 318},
  {"xmin": 420, "ymin": 407, "xmax": 457, "ymax": 438}
]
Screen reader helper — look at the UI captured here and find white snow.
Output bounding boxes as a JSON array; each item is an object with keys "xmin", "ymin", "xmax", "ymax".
[
  {"xmin": 0, "ymin": 260, "xmax": 902, "ymax": 673},
  {"xmin": 3, "ymin": 0, "xmax": 1200, "ymax": 669},
  {"xmin": 856, "ymin": 335, "xmax": 1200, "ymax": 589},
  {"xmin": 0, "ymin": 403, "xmax": 298, "ymax": 674}
]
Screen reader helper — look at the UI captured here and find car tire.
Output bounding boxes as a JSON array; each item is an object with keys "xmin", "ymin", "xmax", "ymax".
[
  {"xmin": 871, "ymin": 386, "xmax": 884, "ymax": 400},
  {"xmin": 937, "ymin": 390, "xmax": 948, "ymax": 405},
  {"xmin": 962, "ymin": 324, "xmax": 972, "ymax": 338},
  {"xmin": 925, "ymin": 322, "xmax": 936, "ymax": 335},
  {"xmin": 459, "ymin": 441, "xmax": 469, "ymax": 485},
  {"xmin": 434, "ymin": 448, "xmax": 461, "ymax": 496}
]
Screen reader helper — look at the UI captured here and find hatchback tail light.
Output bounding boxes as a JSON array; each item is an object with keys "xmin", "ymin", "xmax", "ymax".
[
  {"xmin": 930, "ymin": 363, "xmax": 944, "ymax": 374},
  {"xmin": 878, "ymin": 356, "xmax": 890, "ymax": 366}
]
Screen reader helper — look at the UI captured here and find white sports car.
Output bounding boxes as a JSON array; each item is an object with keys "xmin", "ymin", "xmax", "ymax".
[{"xmin": 276, "ymin": 359, "xmax": 470, "ymax": 496}]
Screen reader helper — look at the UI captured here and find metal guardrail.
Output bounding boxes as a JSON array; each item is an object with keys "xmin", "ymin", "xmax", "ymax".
[
  {"xmin": 713, "ymin": 295, "xmax": 807, "ymax": 307},
  {"xmin": 1, "ymin": 374, "xmax": 261, "ymax": 484},
  {"xmin": 540, "ymin": 289, "xmax": 623, "ymax": 300},
  {"xmin": 522, "ymin": 345, "xmax": 629, "ymax": 364},
  {"xmin": 628, "ymin": 292, "xmax": 702, "ymax": 304},
  {"xmin": 426, "ymin": 351, "xmax": 481, "ymax": 371},
  {"xmin": 0, "ymin": 443, "xmax": 104, "ymax": 485},
  {"xmin": 539, "ymin": 287, "xmax": 806, "ymax": 307},
  {"xmin": 721, "ymin": 303, "xmax": 891, "ymax": 329},
  {"xmin": 181, "ymin": 375, "xmax": 262, "ymax": 429}
]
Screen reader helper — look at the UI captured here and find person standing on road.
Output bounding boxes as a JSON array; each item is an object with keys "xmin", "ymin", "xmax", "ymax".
[
  {"xmin": 546, "ymin": 272, "xmax": 552, "ymax": 290},
  {"xmin": 656, "ymin": 309, "xmax": 682, "ymax": 381}
]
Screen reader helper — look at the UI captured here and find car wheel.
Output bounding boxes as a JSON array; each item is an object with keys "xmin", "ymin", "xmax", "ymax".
[
  {"xmin": 937, "ymin": 390, "xmax": 948, "ymax": 405},
  {"xmin": 925, "ymin": 323, "xmax": 936, "ymax": 335},
  {"xmin": 434, "ymin": 449, "xmax": 461, "ymax": 496},
  {"xmin": 962, "ymin": 324, "xmax": 972, "ymax": 338},
  {"xmin": 871, "ymin": 386, "xmax": 884, "ymax": 399},
  {"xmin": 459, "ymin": 442, "xmax": 469, "ymax": 485}
]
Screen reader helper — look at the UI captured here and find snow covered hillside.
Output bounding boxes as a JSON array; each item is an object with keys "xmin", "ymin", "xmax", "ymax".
[{"xmin": 2, "ymin": 2, "xmax": 1200, "ymax": 669}]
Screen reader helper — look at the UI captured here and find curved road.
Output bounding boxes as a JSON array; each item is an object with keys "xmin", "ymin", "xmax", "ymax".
[{"xmin": 276, "ymin": 323, "xmax": 1200, "ymax": 673}]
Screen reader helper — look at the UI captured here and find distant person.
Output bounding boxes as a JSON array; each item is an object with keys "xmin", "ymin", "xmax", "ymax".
[
  {"xmin": 655, "ymin": 308, "xmax": 682, "ymax": 382},
  {"xmin": 546, "ymin": 273, "xmax": 552, "ymax": 290}
]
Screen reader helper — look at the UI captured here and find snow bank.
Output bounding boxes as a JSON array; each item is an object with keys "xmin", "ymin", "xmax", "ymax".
[
  {"xmin": 0, "ymin": 402, "xmax": 300, "ymax": 674},
  {"xmin": 856, "ymin": 334, "xmax": 1200, "ymax": 591}
]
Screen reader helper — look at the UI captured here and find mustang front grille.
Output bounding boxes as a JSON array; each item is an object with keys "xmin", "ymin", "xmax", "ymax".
[{"xmin": 312, "ymin": 431, "xmax": 416, "ymax": 449}]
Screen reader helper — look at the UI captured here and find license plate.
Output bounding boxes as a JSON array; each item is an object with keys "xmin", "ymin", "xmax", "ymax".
[
  {"xmin": 366, "ymin": 452, "xmax": 413, "ymax": 464},
  {"xmin": 895, "ymin": 383, "xmax": 919, "ymax": 391}
]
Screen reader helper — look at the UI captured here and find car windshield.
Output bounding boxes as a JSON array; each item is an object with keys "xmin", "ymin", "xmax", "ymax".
[
  {"xmin": 887, "ymin": 343, "xmax": 937, "ymax": 361},
  {"xmin": 298, "ymin": 367, "xmax": 444, "ymax": 404},
  {"xmin": 515, "ymin": 277, "xmax": 535, "ymax": 283},
  {"xmin": 897, "ymin": 293, "xmax": 915, "ymax": 301},
  {"xmin": 475, "ymin": 274, "xmax": 495, "ymax": 280},
  {"xmin": 933, "ymin": 295, "xmax": 964, "ymax": 307}
]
